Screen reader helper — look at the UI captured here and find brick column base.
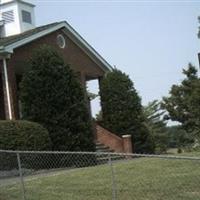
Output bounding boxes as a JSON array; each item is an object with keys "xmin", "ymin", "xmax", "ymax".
[{"xmin": 122, "ymin": 135, "xmax": 133, "ymax": 154}]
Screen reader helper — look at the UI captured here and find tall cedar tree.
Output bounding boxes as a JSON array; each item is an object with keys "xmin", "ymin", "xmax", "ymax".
[
  {"xmin": 162, "ymin": 64, "xmax": 200, "ymax": 140},
  {"xmin": 20, "ymin": 45, "xmax": 94, "ymax": 151},
  {"xmin": 100, "ymin": 69, "xmax": 155, "ymax": 153}
]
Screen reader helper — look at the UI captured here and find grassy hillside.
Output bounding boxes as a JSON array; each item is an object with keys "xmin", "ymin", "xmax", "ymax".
[{"xmin": 1, "ymin": 157, "xmax": 200, "ymax": 200}]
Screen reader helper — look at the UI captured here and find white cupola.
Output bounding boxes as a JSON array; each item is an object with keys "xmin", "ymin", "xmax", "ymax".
[{"xmin": 0, "ymin": 0, "xmax": 35, "ymax": 37}]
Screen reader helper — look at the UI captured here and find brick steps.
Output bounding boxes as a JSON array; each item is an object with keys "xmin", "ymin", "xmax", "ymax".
[
  {"xmin": 95, "ymin": 142, "xmax": 125, "ymax": 164},
  {"xmin": 95, "ymin": 142, "xmax": 114, "ymax": 153},
  {"xmin": 95, "ymin": 125, "xmax": 133, "ymax": 154}
]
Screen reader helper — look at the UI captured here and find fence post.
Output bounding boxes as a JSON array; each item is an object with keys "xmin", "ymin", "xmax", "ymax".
[
  {"xmin": 108, "ymin": 153, "xmax": 117, "ymax": 200},
  {"xmin": 17, "ymin": 152, "xmax": 26, "ymax": 200}
]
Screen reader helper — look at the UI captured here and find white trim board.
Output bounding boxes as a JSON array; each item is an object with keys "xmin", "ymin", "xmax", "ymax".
[{"xmin": 3, "ymin": 58, "xmax": 13, "ymax": 119}]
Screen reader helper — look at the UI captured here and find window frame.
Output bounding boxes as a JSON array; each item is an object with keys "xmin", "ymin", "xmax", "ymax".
[{"xmin": 21, "ymin": 10, "xmax": 32, "ymax": 24}]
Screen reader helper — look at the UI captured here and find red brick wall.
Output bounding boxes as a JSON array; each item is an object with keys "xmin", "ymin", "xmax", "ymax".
[
  {"xmin": 96, "ymin": 125, "xmax": 133, "ymax": 153},
  {"xmin": 96, "ymin": 125, "xmax": 124, "ymax": 153},
  {"xmin": 4, "ymin": 28, "xmax": 106, "ymax": 119},
  {"xmin": 8, "ymin": 28, "xmax": 105, "ymax": 78},
  {"xmin": 122, "ymin": 135, "xmax": 133, "ymax": 154}
]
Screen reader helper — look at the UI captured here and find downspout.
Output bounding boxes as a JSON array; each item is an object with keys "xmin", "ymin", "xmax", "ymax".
[{"xmin": 3, "ymin": 58, "xmax": 12, "ymax": 119}]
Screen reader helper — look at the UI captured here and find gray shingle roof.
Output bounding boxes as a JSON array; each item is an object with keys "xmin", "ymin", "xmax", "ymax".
[{"xmin": 0, "ymin": 22, "xmax": 61, "ymax": 47}]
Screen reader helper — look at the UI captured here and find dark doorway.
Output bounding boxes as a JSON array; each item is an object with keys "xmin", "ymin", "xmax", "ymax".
[{"xmin": 0, "ymin": 73, "xmax": 5, "ymax": 119}]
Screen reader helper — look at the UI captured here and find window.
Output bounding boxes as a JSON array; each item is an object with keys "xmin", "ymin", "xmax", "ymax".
[
  {"xmin": 22, "ymin": 10, "xmax": 32, "ymax": 24},
  {"xmin": 57, "ymin": 34, "xmax": 66, "ymax": 49},
  {"xmin": 2, "ymin": 10, "xmax": 14, "ymax": 24}
]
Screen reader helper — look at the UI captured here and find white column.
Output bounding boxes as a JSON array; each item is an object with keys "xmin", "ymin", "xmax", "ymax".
[{"xmin": 3, "ymin": 58, "xmax": 12, "ymax": 119}]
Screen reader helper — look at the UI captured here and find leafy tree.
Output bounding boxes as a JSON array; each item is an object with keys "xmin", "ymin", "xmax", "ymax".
[
  {"xmin": 96, "ymin": 110, "xmax": 103, "ymax": 122},
  {"xmin": 162, "ymin": 64, "xmax": 200, "ymax": 140},
  {"xmin": 143, "ymin": 100, "xmax": 168, "ymax": 153},
  {"xmin": 87, "ymin": 91, "xmax": 98, "ymax": 101},
  {"xmin": 100, "ymin": 69, "xmax": 154, "ymax": 153},
  {"xmin": 166, "ymin": 125, "xmax": 194, "ymax": 149},
  {"xmin": 20, "ymin": 45, "xmax": 94, "ymax": 151}
]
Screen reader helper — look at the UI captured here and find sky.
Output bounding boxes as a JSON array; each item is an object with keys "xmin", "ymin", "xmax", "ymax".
[{"xmin": 32, "ymin": 0, "xmax": 200, "ymax": 116}]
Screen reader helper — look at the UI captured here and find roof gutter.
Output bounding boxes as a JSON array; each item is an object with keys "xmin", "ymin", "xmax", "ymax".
[{"xmin": 0, "ymin": 46, "xmax": 13, "ymax": 54}]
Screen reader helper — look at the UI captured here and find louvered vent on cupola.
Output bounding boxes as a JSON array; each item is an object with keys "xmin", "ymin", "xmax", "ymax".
[
  {"xmin": 2, "ymin": 10, "xmax": 14, "ymax": 24},
  {"xmin": 0, "ymin": 0, "xmax": 36, "ymax": 37}
]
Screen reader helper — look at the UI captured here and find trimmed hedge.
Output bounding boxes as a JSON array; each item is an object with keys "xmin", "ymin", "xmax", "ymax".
[
  {"xmin": 0, "ymin": 121, "xmax": 96, "ymax": 170},
  {"xmin": 0, "ymin": 120, "xmax": 51, "ymax": 170},
  {"xmin": 0, "ymin": 120, "xmax": 51, "ymax": 151}
]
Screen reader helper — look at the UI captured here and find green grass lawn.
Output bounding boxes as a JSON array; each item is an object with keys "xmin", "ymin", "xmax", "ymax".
[{"xmin": 1, "ymin": 157, "xmax": 200, "ymax": 200}]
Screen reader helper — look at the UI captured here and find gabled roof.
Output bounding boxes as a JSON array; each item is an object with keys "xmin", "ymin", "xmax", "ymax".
[
  {"xmin": 0, "ymin": 0, "xmax": 35, "ymax": 7},
  {"xmin": 0, "ymin": 22, "xmax": 59, "ymax": 47},
  {"xmin": 0, "ymin": 21, "xmax": 112, "ymax": 72}
]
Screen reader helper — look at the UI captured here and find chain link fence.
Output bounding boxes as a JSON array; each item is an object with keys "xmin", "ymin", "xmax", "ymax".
[{"xmin": 0, "ymin": 149, "xmax": 200, "ymax": 200}]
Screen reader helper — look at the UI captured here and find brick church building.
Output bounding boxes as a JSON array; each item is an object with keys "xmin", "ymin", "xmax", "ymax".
[
  {"xmin": 0, "ymin": 0, "xmax": 112, "ymax": 120},
  {"xmin": 0, "ymin": 0, "xmax": 133, "ymax": 153}
]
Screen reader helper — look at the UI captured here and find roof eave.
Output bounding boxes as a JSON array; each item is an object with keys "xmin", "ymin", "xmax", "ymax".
[
  {"xmin": 0, "ymin": 46, "xmax": 16, "ymax": 54},
  {"xmin": 61, "ymin": 22, "xmax": 113, "ymax": 72},
  {"xmin": 0, "ymin": 0, "xmax": 35, "ymax": 7},
  {"xmin": 0, "ymin": 47, "xmax": 12, "ymax": 59}
]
